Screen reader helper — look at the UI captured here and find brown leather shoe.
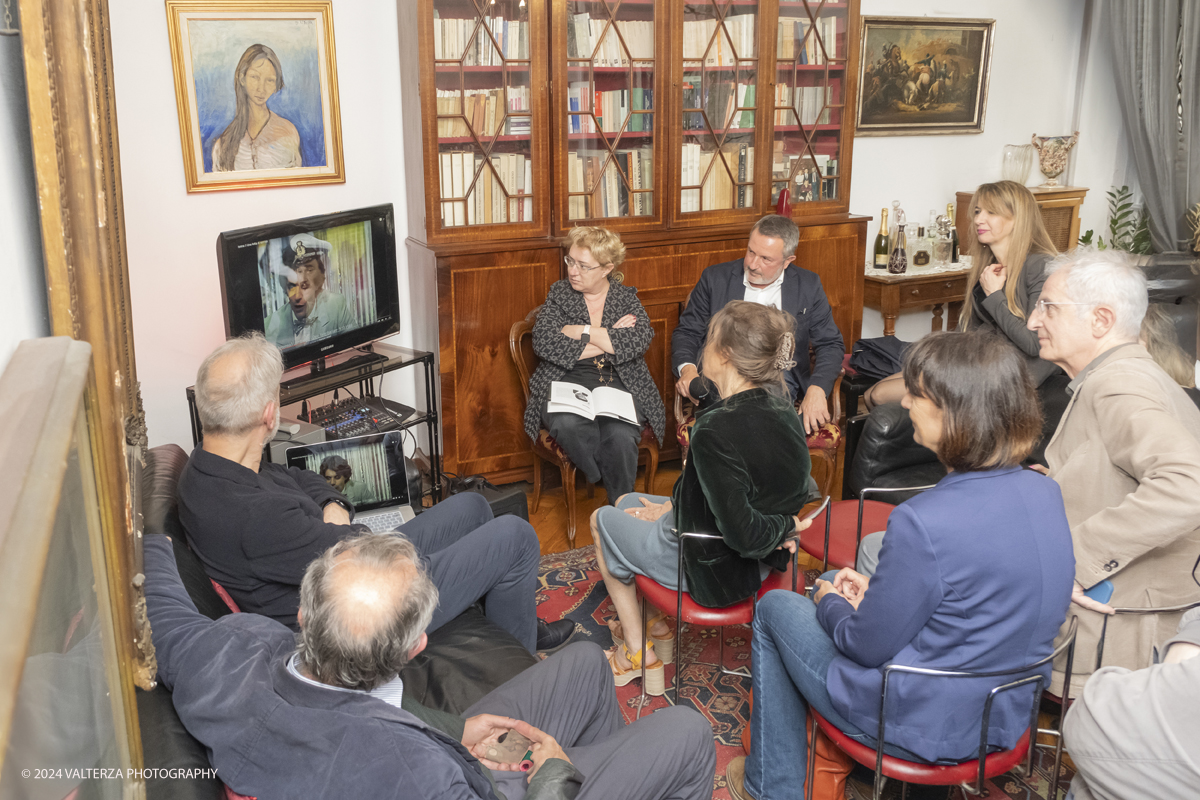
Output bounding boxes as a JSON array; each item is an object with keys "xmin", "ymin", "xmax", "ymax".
[{"xmin": 726, "ymin": 756, "xmax": 757, "ymax": 800}]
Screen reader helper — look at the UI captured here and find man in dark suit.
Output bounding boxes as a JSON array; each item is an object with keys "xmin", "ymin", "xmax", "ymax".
[{"xmin": 671, "ymin": 214, "xmax": 844, "ymax": 434}]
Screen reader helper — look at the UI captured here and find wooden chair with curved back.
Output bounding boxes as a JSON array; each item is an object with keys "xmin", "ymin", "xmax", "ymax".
[{"xmin": 509, "ymin": 305, "xmax": 660, "ymax": 548}]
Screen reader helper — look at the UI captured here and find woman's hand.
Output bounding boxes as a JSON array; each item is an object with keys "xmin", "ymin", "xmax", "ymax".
[
  {"xmin": 979, "ymin": 263, "xmax": 1007, "ymax": 296},
  {"xmin": 611, "ymin": 314, "xmax": 637, "ymax": 330},
  {"xmin": 777, "ymin": 537, "xmax": 799, "ymax": 554},
  {"xmin": 560, "ymin": 324, "xmax": 585, "ymax": 340},
  {"xmin": 793, "ymin": 513, "xmax": 815, "ymax": 535},
  {"xmin": 833, "ymin": 568, "xmax": 869, "ymax": 609},
  {"xmin": 625, "ymin": 497, "xmax": 671, "ymax": 522},
  {"xmin": 813, "ymin": 578, "xmax": 838, "ymax": 604}
]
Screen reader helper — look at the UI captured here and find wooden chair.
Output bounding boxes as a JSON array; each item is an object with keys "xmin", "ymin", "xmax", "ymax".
[{"xmin": 509, "ymin": 305, "xmax": 659, "ymax": 548}]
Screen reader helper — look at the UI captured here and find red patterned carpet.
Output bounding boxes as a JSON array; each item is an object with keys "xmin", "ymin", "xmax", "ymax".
[{"xmin": 536, "ymin": 546, "xmax": 1072, "ymax": 800}]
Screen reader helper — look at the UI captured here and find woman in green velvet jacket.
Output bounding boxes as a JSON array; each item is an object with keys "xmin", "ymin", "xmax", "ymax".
[{"xmin": 589, "ymin": 301, "xmax": 816, "ymax": 695}]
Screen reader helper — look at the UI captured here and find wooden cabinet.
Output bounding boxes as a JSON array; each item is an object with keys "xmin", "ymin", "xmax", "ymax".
[{"xmin": 399, "ymin": 0, "xmax": 867, "ymax": 481}]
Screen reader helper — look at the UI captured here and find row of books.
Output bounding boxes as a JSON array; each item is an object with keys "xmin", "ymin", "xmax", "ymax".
[
  {"xmin": 777, "ymin": 15, "xmax": 840, "ymax": 64},
  {"xmin": 567, "ymin": 147, "xmax": 653, "ymax": 220},
  {"xmin": 683, "ymin": 81, "xmax": 756, "ymax": 131},
  {"xmin": 682, "ymin": 15, "xmax": 757, "ymax": 64},
  {"xmin": 567, "ymin": 85, "xmax": 654, "ymax": 134},
  {"xmin": 680, "ymin": 142, "xmax": 755, "ymax": 212},
  {"xmin": 774, "ymin": 84, "xmax": 833, "ymax": 126},
  {"xmin": 435, "ymin": 88, "xmax": 530, "ymax": 138},
  {"xmin": 439, "ymin": 151, "xmax": 533, "ymax": 227},
  {"xmin": 432, "ymin": 15, "xmax": 528, "ymax": 63},
  {"xmin": 568, "ymin": 16, "xmax": 654, "ymax": 62}
]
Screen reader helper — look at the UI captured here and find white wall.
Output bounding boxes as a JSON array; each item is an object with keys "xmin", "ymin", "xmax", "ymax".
[
  {"xmin": 110, "ymin": 1, "xmax": 425, "ymax": 448},
  {"xmin": 850, "ymin": 0, "xmax": 1132, "ymax": 341},
  {"xmin": 1, "ymin": 3, "xmax": 51, "ymax": 370}
]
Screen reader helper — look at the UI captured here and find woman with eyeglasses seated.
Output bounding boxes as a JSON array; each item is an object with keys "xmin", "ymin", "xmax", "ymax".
[
  {"xmin": 523, "ymin": 226, "xmax": 665, "ymax": 504},
  {"xmin": 866, "ymin": 181, "xmax": 1067, "ymax": 462},
  {"xmin": 725, "ymin": 331, "xmax": 1076, "ymax": 800},
  {"xmin": 590, "ymin": 302, "xmax": 816, "ymax": 693}
]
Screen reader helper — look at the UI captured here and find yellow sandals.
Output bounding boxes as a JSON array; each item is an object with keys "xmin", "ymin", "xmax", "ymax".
[
  {"xmin": 607, "ymin": 642, "xmax": 665, "ymax": 696},
  {"xmin": 608, "ymin": 613, "xmax": 676, "ymax": 664}
]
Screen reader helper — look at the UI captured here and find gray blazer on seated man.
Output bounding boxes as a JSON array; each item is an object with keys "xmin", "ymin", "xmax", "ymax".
[
  {"xmin": 144, "ymin": 532, "xmax": 716, "ymax": 800},
  {"xmin": 1025, "ymin": 246, "xmax": 1200, "ymax": 697},
  {"xmin": 671, "ymin": 214, "xmax": 844, "ymax": 434}
]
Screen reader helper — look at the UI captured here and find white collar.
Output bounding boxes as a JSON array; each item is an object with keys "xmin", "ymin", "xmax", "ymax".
[
  {"xmin": 743, "ymin": 266, "xmax": 787, "ymax": 293},
  {"xmin": 287, "ymin": 653, "xmax": 405, "ymax": 708}
]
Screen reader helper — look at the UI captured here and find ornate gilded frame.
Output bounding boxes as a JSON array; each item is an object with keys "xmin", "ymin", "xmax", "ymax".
[
  {"xmin": 166, "ymin": 0, "xmax": 346, "ymax": 192},
  {"xmin": 19, "ymin": 0, "xmax": 153, "ymax": 784}
]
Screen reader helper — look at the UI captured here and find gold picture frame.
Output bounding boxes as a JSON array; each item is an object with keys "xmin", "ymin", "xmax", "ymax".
[
  {"xmin": 856, "ymin": 16, "xmax": 996, "ymax": 137},
  {"xmin": 166, "ymin": 1, "xmax": 345, "ymax": 192}
]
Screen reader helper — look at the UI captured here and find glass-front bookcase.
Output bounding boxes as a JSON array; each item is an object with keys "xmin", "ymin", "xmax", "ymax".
[
  {"xmin": 771, "ymin": 0, "xmax": 849, "ymax": 208},
  {"xmin": 552, "ymin": 0, "xmax": 662, "ymax": 231},
  {"xmin": 425, "ymin": 0, "xmax": 548, "ymax": 240}
]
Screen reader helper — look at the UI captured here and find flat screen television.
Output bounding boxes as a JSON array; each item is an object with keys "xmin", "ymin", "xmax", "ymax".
[{"xmin": 217, "ymin": 204, "xmax": 400, "ymax": 370}]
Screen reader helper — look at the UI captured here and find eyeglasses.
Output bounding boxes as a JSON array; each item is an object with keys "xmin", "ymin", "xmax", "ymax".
[
  {"xmin": 1033, "ymin": 300, "xmax": 1096, "ymax": 317},
  {"xmin": 564, "ymin": 256, "xmax": 604, "ymax": 272}
]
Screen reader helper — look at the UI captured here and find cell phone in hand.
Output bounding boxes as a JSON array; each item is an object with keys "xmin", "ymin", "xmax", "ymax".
[{"xmin": 1084, "ymin": 580, "xmax": 1115, "ymax": 605}]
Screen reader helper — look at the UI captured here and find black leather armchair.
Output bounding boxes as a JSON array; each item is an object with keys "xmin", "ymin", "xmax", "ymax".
[
  {"xmin": 842, "ymin": 403, "xmax": 947, "ymax": 503},
  {"xmin": 137, "ymin": 444, "xmax": 538, "ymax": 799}
]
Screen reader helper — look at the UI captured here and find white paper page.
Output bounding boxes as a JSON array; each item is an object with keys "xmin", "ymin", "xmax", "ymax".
[
  {"xmin": 591, "ymin": 387, "xmax": 638, "ymax": 424},
  {"xmin": 547, "ymin": 382, "xmax": 595, "ymax": 419}
]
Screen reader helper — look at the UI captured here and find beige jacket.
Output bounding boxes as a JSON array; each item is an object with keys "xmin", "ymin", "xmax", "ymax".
[{"xmin": 1047, "ymin": 345, "xmax": 1200, "ymax": 696}]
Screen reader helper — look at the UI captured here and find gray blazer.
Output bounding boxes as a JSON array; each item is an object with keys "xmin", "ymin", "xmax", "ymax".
[{"xmin": 967, "ymin": 252, "xmax": 1061, "ymax": 386}]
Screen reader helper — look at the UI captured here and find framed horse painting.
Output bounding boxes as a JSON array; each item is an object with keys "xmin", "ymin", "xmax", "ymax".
[{"xmin": 856, "ymin": 17, "xmax": 996, "ymax": 136}]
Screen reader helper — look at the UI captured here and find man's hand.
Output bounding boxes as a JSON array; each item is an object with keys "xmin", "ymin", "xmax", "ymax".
[
  {"xmin": 800, "ymin": 385, "xmax": 831, "ymax": 435},
  {"xmin": 832, "ymin": 568, "xmax": 869, "ymax": 610},
  {"xmin": 979, "ymin": 263, "xmax": 1007, "ymax": 296},
  {"xmin": 624, "ymin": 497, "xmax": 671, "ymax": 522},
  {"xmin": 323, "ymin": 502, "xmax": 350, "ymax": 525},
  {"xmin": 1027, "ymin": 463, "xmax": 1050, "ymax": 475},
  {"xmin": 1070, "ymin": 580, "xmax": 1116, "ymax": 615},
  {"xmin": 463, "ymin": 714, "xmax": 525, "ymax": 772},
  {"xmin": 612, "ymin": 314, "xmax": 637, "ymax": 330},
  {"xmin": 675, "ymin": 364, "xmax": 700, "ymax": 402},
  {"xmin": 515, "ymin": 721, "xmax": 572, "ymax": 782}
]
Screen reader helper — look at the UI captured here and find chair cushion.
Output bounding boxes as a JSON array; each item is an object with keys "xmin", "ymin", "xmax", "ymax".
[
  {"xmin": 806, "ymin": 422, "xmax": 842, "ymax": 453},
  {"xmin": 634, "ymin": 561, "xmax": 798, "ymax": 628},
  {"xmin": 799, "ymin": 500, "xmax": 897, "ymax": 569},
  {"xmin": 812, "ymin": 710, "xmax": 1031, "ymax": 786},
  {"xmin": 845, "ymin": 404, "xmax": 945, "ymax": 500},
  {"xmin": 536, "ymin": 428, "xmax": 570, "ymax": 461}
]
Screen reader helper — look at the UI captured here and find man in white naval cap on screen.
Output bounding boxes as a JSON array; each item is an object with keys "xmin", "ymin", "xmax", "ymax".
[{"xmin": 264, "ymin": 233, "xmax": 355, "ymax": 347}]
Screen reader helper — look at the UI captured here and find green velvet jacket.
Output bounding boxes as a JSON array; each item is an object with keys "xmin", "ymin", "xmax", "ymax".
[{"xmin": 672, "ymin": 388, "xmax": 814, "ymax": 608}]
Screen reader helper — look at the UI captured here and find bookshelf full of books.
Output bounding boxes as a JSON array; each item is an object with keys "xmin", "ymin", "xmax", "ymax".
[
  {"xmin": 771, "ymin": 1, "xmax": 848, "ymax": 208},
  {"xmin": 430, "ymin": 0, "xmax": 545, "ymax": 235},
  {"xmin": 555, "ymin": 0, "xmax": 659, "ymax": 227}
]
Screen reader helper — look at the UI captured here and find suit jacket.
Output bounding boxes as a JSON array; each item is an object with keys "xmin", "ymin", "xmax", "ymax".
[
  {"xmin": 672, "ymin": 389, "xmax": 812, "ymax": 607},
  {"xmin": 670, "ymin": 260, "xmax": 844, "ymax": 398},
  {"xmin": 524, "ymin": 279, "xmax": 665, "ymax": 444},
  {"xmin": 143, "ymin": 535, "xmax": 577, "ymax": 800},
  {"xmin": 1047, "ymin": 345, "xmax": 1200, "ymax": 695},
  {"xmin": 818, "ymin": 467, "xmax": 1075, "ymax": 764},
  {"xmin": 966, "ymin": 252, "xmax": 1062, "ymax": 386}
]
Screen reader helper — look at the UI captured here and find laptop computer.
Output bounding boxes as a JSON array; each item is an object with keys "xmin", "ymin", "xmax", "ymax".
[{"xmin": 285, "ymin": 430, "xmax": 416, "ymax": 532}]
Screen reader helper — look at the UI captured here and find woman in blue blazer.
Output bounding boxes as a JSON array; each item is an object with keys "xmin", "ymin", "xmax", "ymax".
[{"xmin": 727, "ymin": 331, "xmax": 1076, "ymax": 800}]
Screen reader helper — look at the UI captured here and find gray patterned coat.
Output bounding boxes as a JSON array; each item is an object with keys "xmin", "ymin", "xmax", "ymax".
[{"xmin": 524, "ymin": 279, "xmax": 666, "ymax": 445}]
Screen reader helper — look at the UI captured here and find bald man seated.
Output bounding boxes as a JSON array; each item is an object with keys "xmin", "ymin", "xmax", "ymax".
[
  {"xmin": 177, "ymin": 332, "xmax": 573, "ymax": 653},
  {"xmin": 145, "ymin": 531, "xmax": 716, "ymax": 800}
]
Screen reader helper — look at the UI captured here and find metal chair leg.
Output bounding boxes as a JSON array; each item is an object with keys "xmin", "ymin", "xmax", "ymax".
[
  {"xmin": 636, "ymin": 597, "xmax": 648, "ymax": 720},
  {"xmin": 804, "ymin": 713, "xmax": 818, "ymax": 800}
]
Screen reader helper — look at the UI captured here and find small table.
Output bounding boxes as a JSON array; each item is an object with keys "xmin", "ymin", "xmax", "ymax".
[{"xmin": 863, "ymin": 267, "xmax": 971, "ymax": 337}]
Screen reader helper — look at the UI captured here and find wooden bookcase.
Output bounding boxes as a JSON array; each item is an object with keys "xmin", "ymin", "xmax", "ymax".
[{"xmin": 399, "ymin": 0, "xmax": 868, "ymax": 481}]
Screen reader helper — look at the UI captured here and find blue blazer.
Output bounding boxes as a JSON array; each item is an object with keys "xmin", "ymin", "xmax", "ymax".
[
  {"xmin": 670, "ymin": 259, "xmax": 844, "ymax": 398},
  {"xmin": 817, "ymin": 467, "xmax": 1075, "ymax": 763}
]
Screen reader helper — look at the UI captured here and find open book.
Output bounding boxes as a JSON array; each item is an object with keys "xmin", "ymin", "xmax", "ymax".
[{"xmin": 547, "ymin": 381, "xmax": 638, "ymax": 425}]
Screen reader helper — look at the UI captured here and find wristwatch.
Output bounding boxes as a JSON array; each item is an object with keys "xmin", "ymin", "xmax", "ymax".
[{"xmin": 580, "ymin": 324, "xmax": 591, "ymax": 345}]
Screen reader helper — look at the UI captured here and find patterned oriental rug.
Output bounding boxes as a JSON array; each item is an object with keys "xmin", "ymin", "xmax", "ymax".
[{"xmin": 536, "ymin": 546, "xmax": 1073, "ymax": 800}]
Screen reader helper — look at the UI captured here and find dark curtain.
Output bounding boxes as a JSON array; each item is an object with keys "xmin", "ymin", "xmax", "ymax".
[{"xmin": 1105, "ymin": 0, "xmax": 1200, "ymax": 252}]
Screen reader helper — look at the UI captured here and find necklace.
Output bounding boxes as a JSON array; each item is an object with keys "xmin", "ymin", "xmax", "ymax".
[{"xmin": 593, "ymin": 355, "xmax": 613, "ymax": 386}]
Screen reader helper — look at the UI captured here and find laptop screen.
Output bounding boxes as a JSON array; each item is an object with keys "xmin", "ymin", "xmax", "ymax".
[{"xmin": 284, "ymin": 430, "xmax": 409, "ymax": 512}]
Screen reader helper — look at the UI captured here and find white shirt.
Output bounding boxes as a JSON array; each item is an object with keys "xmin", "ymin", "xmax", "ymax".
[
  {"xmin": 287, "ymin": 653, "xmax": 405, "ymax": 709},
  {"xmin": 677, "ymin": 268, "xmax": 787, "ymax": 375}
]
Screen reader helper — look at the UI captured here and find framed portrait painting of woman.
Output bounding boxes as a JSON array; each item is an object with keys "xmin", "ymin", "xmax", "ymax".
[{"xmin": 166, "ymin": 1, "xmax": 345, "ymax": 192}]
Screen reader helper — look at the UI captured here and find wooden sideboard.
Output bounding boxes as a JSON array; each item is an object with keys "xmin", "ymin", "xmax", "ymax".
[
  {"xmin": 864, "ymin": 267, "xmax": 970, "ymax": 337},
  {"xmin": 955, "ymin": 186, "xmax": 1088, "ymax": 254},
  {"xmin": 412, "ymin": 216, "xmax": 869, "ymax": 482}
]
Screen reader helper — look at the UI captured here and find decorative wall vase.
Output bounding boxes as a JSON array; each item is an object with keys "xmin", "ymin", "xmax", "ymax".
[
  {"xmin": 1001, "ymin": 144, "xmax": 1035, "ymax": 184},
  {"xmin": 1030, "ymin": 132, "xmax": 1079, "ymax": 187}
]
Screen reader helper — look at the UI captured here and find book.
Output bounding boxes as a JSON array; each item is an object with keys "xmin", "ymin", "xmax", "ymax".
[{"xmin": 547, "ymin": 382, "xmax": 638, "ymax": 425}]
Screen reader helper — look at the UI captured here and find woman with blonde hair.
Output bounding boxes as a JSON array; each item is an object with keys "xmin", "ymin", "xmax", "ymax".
[
  {"xmin": 865, "ymin": 181, "xmax": 1068, "ymax": 461},
  {"xmin": 1141, "ymin": 304, "xmax": 1200, "ymax": 408}
]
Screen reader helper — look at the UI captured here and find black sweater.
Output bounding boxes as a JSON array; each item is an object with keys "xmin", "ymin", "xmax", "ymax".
[{"xmin": 177, "ymin": 447, "xmax": 357, "ymax": 629}]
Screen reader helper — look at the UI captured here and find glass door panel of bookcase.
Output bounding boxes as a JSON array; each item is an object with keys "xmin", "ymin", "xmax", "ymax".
[
  {"xmin": 772, "ymin": 1, "xmax": 847, "ymax": 206},
  {"xmin": 681, "ymin": 1, "xmax": 758, "ymax": 214},
  {"xmin": 434, "ymin": 0, "xmax": 534, "ymax": 228},
  {"xmin": 565, "ymin": 0, "xmax": 656, "ymax": 221}
]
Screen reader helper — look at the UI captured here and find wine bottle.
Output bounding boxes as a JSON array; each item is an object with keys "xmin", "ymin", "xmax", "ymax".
[
  {"xmin": 947, "ymin": 202, "xmax": 960, "ymax": 263},
  {"xmin": 888, "ymin": 207, "xmax": 908, "ymax": 274},
  {"xmin": 912, "ymin": 226, "xmax": 932, "ymax": 268},
  {"xmin": 873, "ymin": 208, "xmax": 890, "ymax": 269}
]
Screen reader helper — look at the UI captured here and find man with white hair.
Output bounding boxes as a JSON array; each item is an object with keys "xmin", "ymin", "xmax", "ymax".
[
  {"xmin": 144, "ymin": 531, "xmax": 716, "ymax": 799},
  {"xmin": 1026, "ymin": 246, "xmax": 1200, "ymax": 695},
  {"xmin": 178, "ymin": 333, "xmax": 575, "ymax": 653}
]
